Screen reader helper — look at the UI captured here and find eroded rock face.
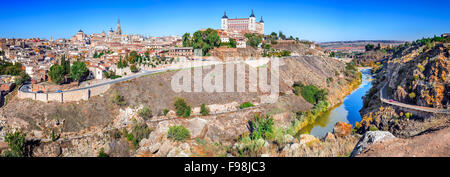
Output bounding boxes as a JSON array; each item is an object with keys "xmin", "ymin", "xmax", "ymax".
[
  {"xmin": 333, "ymin": 122, "xmax": 352, "ymax": 137},
  {"xmin": 350, "ymin": 131, "xmax": 396, "ymax": 157}
]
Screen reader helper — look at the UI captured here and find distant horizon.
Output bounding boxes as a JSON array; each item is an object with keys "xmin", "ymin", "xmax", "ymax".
[{"xmin": 0, "ymin": 0, "xmax": 449, "ymax": 42}]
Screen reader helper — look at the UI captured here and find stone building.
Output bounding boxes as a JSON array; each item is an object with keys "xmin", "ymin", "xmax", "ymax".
[
  {"xmin": 168, "ymin": 47, "xmax": 193, "ymax": 57},
  {"xmin": 221, "ymin": 10, "xmax": 264, "ymax": 34}
]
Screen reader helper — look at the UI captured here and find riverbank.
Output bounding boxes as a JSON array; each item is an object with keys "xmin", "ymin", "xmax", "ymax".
[{"xmin": 297, "ymin": 68, "xmax": 370, "ymax": 138}]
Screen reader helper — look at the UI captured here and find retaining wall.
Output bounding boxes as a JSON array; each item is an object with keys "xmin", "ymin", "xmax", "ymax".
[{"xmin": 18, "ymin": 84, "xmax": 111, "ymax": 103}]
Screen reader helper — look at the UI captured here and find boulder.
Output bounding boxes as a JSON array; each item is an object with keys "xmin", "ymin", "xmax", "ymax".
[
  {"xmin": 186, "ymin": 118, "xmax": 208, "ymax": 139},
  {"xmin": 324, "ymin": 132, "xmax": 336, "ymax": 142},
  {"xmin": 156, "ymin": 140, "xmax": 173, "ymax": 157},
  {"xmin": 350, "ymin": 131, "xmax": 396, "ymax": 157},
  {"xmin": 299, "ymin": 134, "xmax": 319, "ymax": 145},
  {"xmin": 333, "ymin": 122, "xmax": 352, "ymax": 137},
  {"xmin": 281, "ymin": 143, "xmax": 301, "ymax": 157}
]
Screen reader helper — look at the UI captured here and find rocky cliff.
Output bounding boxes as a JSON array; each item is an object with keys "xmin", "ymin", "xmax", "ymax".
[{"xmin": 358, "ymin": 37, "xmax": 450, "ymax": 138}]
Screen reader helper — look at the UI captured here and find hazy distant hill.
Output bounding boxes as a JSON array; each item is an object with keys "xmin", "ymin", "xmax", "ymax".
[{"xmin": 319, "ymin": 40, "xmax": 406, "ymax": 52}]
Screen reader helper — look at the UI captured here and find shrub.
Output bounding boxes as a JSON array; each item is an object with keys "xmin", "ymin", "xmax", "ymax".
[
  {"xmin": 293, "ymin": 82, "xmax": 328, "ymax": 105},
  {"xmin": 405, "ymin": 112, "xmax": 412, "ymax": 119},
  {"xmin": 250, "ymin": 114, "xmax": 274, "ymax": 140},
  {"xmin": 111, "ymin": 91, "xmax": 126, "ymax": 106},
  {"xmin": 51, "ymin": 130, "xmax": 58, "ymax": 142},
  {"xmin": 200, "ymin": 104, "xmax": 210, "ymax": 116},
  {"xmin": 167, "ymin": 125, "xmax": 190, "ymax": 141},
  {"xmin": 302, "ymin": 85, "xmax": 327, "ymax": 104},
  {"xmin": 3, "ymin": 132, "xmax": 26, "ymax": 157},
  {"xmin": 131, "ymin": 123, "xmax": 152, "ymax": 148},
  {"xmin": 121, "ymin": 123, "xmax": 152, "ymax": 149},
  {"xmin": 326, "ymin": 77, "xmax": 333, "ymax": 84},
  {"xmin": 130, "ymin": 64, "xmax": 138, "ymax": 73},
  {"xmin": 234, "ymin": 133, "xmax": 265, "ymax": 157},
  {"xmin": 369, "ymin": 126, "xmax": 378, "ymax": 131},
  {"xmin": 163, "ymin": 109, "xmax": 169, "ymax": 116},
  {"xmin": 408, "ymin": 92, "xmax": 416, "ymax": 99},
  {"xmin": 138, "ymin": 107, "xmax": 152, "ymax": 120},
  {"xmin": 174, "ymin": 98, "xmax": 191, "ymax": 118},
  {"xmin": 97, "ymin": 148, "xmax": 109, "ymax": 157},
  {"xmin": 239, "ymin": 102, "xmax": 254, "ymax": 109}
]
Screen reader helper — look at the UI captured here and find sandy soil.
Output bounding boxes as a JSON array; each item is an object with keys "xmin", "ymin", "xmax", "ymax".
[{"xmin": 358, "ymin": 126, "xmax": 450, "ymax": 157}]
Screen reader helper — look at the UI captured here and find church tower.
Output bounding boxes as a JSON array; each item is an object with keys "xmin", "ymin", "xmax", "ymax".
[
  {"xmin": 116, "ymin": 18, "xmax": 122, "ymax": 35},
  {"xmin": 221, "ymin": 11, "xmax": 228, "ymax": 31},
  {"xmin": 248, "ymin": 10, "xmax": 256, "ymax": 31}
]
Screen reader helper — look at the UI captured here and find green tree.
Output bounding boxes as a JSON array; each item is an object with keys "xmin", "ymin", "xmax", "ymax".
[
  {"xmin": 278, "ymin": 31, "xmax": 286, "ymax": 40},
  {"xmin": 128, "ymin": 51, "xmax": 138, "ymax": 64},
  {"xmin": 245, "ymin": 33, "xmax": 262, "ymax": 48},
  {"xmin": 182, "ymin": 33, "xmax": 192, "ymax": 47},
  {"xmin": 190, "ymin": 28, "xmax": 220, "ymax": 55},
  {"xmin": 61, "ymin": 55, "xmax": 70, "ymax": 74},
  {"xmin": 130, "ymin": 64, "xmax": 138, "ymax": 73},
  {"xmin": 200, "ymin": 103, "xmax": 210, "ymax": 116},
  {"xmin": 229, "ymin": 38, "xmax": 237, "ymax": 48},
  {"xmin": 174, "ymin": 97, "xmax": 191, "ymax": 118},
  {"xmin": 14, "ymin": 71, "xmax": 30, "ymax": 85},
  {"xmin": 70, "ymin": 61, "xmax": 88, "ymax": 83},
  {"xmin": 48, "ymin": 64, "xmax": 66, "ymax": 84},
  {"xmin": 3, "ymin": 132, "xmax": 26, "ymax": 157}
]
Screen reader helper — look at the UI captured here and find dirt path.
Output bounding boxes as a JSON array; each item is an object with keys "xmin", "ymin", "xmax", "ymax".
[{"xmin": 358, "ymin": 127, "xmax": 450, "ymax": 157}]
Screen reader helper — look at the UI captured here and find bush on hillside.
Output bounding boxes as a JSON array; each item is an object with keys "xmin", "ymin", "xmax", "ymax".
[
  {"xmin": 239, "ymin": 102, "xmax": 254, "ymax": 109},
  {"xmin": 138, "ymin": 107, "xmax": 152, "ymax": 120},
  {"xmin": 111, "ymin": 91, "xmax": 126, "ymax": 106},
  {"xmin": 3, "ymin": 132, "xmax": 26, "ymax": 157},
  {"xmin": 293, "ymin": 83, "xmax": 328, "ymax": 105},
  {"xmin": 167, "ymin": 125, "xmax": 190, "ymax": 141},
  {"xmin": 250, "ymin": 114, "xmax": 274, "ymax": 140},
  {"xmin": 200, "ymin": 104, "xmax": 210, "ymax": 116},
  {"xmin": 174, "ymin": 98, "xmax": 191, "ymax": 118}
]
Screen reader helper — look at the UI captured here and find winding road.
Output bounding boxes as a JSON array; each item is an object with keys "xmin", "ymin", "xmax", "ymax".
[
  {"xmin": 19, "ymin": 68, "xmax": 170, "ymax": 94},
  {"xmin": 380, "ymin": 83, "xmax": 450, "ymax": 114}
]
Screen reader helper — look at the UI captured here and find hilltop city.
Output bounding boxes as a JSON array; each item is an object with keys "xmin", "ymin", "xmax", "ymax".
[{"xmin": 0, "ymin": 8, "xmax": 449, "ymax": 159}]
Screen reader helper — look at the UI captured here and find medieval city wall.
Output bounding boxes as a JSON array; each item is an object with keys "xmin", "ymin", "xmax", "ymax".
[
  {"xmin": 89, "ymin": 84, "xmax": 110, "ymax": 98},
  {"xmin": 18, "ymin": 91, "xmax": 36, "ymax": 100},
  {"xmin": 47, "ymin": 92, "xmax": 63, "ymax": 102},
  {"xmin": 18, "ymin": 84, "xmax": 111, "ymax": 103}
]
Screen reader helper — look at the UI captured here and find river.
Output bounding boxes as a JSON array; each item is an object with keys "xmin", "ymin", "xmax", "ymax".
[{"xmin": 299, "ymin": 68, "xmax": 373, "ymax": 138}]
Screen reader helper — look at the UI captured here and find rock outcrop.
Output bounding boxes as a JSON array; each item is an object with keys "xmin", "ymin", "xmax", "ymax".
[
  {"xmin": 333, "ymin": 122, "xmax": 352, "ymax": 137},
  {"xmin": 350, "ymin": 131, "xmax": 396, "ymax": 157}
]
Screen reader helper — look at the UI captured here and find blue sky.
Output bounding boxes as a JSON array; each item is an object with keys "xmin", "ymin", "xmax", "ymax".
[{"xmin": 0, "ymin": 0, "xmax": 449, "ymax": 42}]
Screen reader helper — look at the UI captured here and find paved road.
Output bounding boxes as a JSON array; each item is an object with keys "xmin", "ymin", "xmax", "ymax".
[
  {"xmin": 380, "ymin": 83, "xmax": 450, "ymax": 114},
  {"xmin": 19, "ymin": 68, "xmax": 170, "ymax": 94}
]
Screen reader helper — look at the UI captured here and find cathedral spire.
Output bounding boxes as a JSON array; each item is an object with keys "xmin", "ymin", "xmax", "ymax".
[{"xmin": 116, "ymin": 18, "xmax": 122, "ymax": 35}]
